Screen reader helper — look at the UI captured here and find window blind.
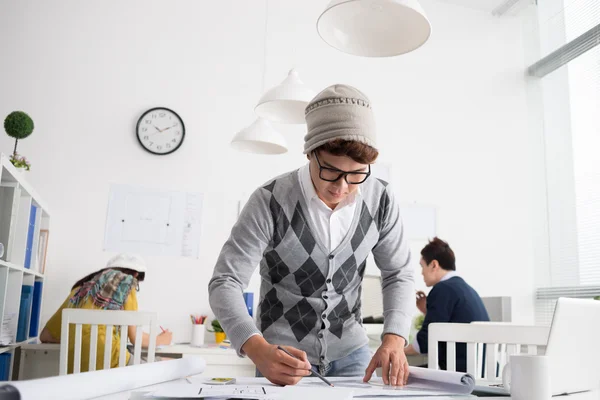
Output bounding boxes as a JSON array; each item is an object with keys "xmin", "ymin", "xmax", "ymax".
[{"xmin": 528, "ymin": 0, "xmax": 600, "ymax": 324}]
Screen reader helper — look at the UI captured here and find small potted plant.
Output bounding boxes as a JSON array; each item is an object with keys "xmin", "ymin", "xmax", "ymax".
[
  {"xmin": 4, "ymin": 111, "xmax": 34, "ymax": 171},
  {"xmin": 208, "ymin": 319, "xmax": 226, "ymax": 343},
  {"xmin": 9, "ymin": 153, "xmax": 31, "ymax": 172},
  {"xmin": 409, "ymin": 314, "xmax": 425, "ymax": 344}
]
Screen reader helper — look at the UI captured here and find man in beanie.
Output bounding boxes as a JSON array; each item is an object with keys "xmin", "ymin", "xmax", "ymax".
[{"xmin": 209, "ymin": 84, "xmax": 413, "ymax": 386}]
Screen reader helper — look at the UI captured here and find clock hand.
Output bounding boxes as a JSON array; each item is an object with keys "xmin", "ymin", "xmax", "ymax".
[
  {"xmin": 153, "ymin": 125, "xmax": 162, "ymax": 133},
  {"xmin": 162, "ymin": 124, "xmax": 178, "ymax": 131}
]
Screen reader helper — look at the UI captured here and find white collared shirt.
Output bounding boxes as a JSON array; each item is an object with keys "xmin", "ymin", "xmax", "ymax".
[
  {"xmin": 298, "ymin": 164, "xmax": 360, "ymax": 251},
  {"xmin": 411, "ymin": 271, "xmax": 458, "ymax": 354}
]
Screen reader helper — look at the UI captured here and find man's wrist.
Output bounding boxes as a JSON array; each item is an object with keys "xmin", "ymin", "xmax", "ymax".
[
  {"xmin": 241, "ymin": 335, "xmax": 268, "ymax": 358},
  {"xmin": 382, "ymin": 333, "xmax": 406, "ymax": 347}
]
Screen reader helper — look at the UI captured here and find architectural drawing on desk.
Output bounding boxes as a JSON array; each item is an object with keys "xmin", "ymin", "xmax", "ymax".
[
  {"xmin": 200, "ymin": 385, "xmax": 267, "ymax": 396},
  {"xmin": 104, "ymin": 184, "xmax": 203, "ymax": 258}
]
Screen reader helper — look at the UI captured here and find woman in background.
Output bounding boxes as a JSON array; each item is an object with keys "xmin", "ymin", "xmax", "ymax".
[{"xmin": 40, "ymin": 253, "xmax": 172, "ymax": 373}]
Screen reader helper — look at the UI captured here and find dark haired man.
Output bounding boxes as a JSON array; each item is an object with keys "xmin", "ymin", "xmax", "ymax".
[{"xmin": 404, "ymin": 237, "xmax": 489, "ymax": 372}]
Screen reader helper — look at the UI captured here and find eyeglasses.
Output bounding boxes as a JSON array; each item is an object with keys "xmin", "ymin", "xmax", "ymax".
[{"xmin": 313, "ymin": 151, "xmax": 371, "ymax": 184}]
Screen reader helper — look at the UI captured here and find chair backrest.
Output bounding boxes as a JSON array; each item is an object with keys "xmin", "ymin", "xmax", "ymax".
[
  {"xmin": 59, "ymin": 309, "xmax": 157, "ymax": 375},
  {"xmin": 427, "ymin": 322, "xmax": 550, "ymax": 382}
]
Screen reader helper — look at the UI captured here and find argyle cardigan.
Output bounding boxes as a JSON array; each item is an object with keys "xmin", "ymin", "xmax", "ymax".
[{"xmin": 209, "ymin": 169, "xmax": 413, "ymax": 365}]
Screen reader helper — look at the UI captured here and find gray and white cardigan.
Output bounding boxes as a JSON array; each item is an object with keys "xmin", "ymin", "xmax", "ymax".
[{"xmin": 208, "ymin": 170, "xmax": 414, "ymax": 365}]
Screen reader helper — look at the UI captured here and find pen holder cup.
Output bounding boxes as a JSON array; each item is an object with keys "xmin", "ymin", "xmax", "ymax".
[{"xmin": 191, "ymin": 324, "xmax": 205, "ymax": 347}]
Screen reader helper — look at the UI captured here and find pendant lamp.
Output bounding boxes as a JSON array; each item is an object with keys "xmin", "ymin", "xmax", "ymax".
[
  {"xmin": 230, "ymin": 0, "xmax": 288, "ymax": 155},
  {"xmin": 255, "ymin": 69, "xmax": 316, "ymax": 124},
  {"xmin": 230, "ymin": 118, "xmax": 287, "ymax": 155},
  {"xmin": 317, "ymin": 0, "xmax": 431, "ymax": 57}
]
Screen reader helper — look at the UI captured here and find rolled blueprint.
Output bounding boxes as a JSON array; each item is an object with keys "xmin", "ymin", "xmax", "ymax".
[{"xmin": 6, "ymin": 357, "xmax": 206, "ymax": 400}]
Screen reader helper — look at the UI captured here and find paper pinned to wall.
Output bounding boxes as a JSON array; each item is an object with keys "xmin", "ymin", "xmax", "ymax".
[
  {"xmin": 104, "ymin": 184, "xmax": 203, "ymax": 258},
  {"xmin": 181, "ymin": 193, "xmax": 203, "ymax": 258}
]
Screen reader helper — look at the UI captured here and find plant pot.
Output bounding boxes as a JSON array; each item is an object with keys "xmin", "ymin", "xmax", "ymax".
[
  {"xmin": 15, "ymin": 167, "xmax": 28, "ymax": 174},
  {"xmin": 214, "ymin": 332, "xmax": 226, "ymax": 343}
]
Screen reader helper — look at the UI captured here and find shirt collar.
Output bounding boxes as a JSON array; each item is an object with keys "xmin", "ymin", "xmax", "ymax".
[
  {"xmin": 440, "ymin": 271, "xmax": 458, "ymax": 282},
  {"xmin": 299, "ymin": 163, "xmax": 361, "ymax": 207}
]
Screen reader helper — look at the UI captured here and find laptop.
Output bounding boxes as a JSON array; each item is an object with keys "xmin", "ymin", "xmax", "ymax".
[{"xmin": 475, "ymin": 297, "xmax": 600, "ymax": 396}]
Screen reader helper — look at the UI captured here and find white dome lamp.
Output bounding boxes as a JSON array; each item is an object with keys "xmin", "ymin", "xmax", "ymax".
[
  {"xmin": 230, "ymin": 118, "xmax": 288, "ymax": 155},
  {"xmin": 317, "ymin": 0, "xmax": 431, "ymax": 57},
  {"xmin": 255, "ymin": 69, "xmax": 316, "ymax": 124}
]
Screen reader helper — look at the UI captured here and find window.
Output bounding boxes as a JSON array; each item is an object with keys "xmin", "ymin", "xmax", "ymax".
[{"xmin": 529, "ymin": 0, "xmax": 600, "ymax": 324}]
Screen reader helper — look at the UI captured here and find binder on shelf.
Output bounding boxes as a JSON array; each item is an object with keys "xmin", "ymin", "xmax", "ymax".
[
  {"xmin": 29, "ymin": 281, "xmax": 43, "ymax": 338},
  {"xmin": 0, "ymin": 184, "xmax": 21, "ymax": 262},
  {"xmin": 0, "ymin": 353, "xmax": 11, "ymax": 381},
  {"xmin": 16, "ymin": 285, "xmax": 33, "ymax": 342},
  {"xmin": 30, "ymin": 209, "xmax": 42, "ymax": 272},
  {"xmin": 1, "ymin": 312, "xmax": 17, "ymax": 345},
  {"xmin": 37, "ymin": 230, "xmax": 49, "ymax": 275},
  {"xmin": 24, "ymin": 205, "xmax": 37, "ymax": 269}
]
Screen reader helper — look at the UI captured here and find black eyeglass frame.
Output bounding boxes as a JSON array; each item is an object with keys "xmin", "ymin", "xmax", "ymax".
[{"xmin": 313, "ymin": 151, "xmax": 371, "ymax": 184}]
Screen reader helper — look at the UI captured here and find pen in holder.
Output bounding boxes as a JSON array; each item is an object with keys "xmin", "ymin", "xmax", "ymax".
[{"xmin": 190, "ymin": 315, "xmax": 207, "ymax": 347}]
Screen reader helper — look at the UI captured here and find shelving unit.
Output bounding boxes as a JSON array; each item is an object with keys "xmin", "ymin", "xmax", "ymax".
[{"xmin": 0, "ymin": 153, "xmax": 50, "ymax": 381}]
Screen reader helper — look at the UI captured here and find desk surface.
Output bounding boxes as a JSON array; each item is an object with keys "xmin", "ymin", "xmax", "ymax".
[
  {"xmin": 90, "ymin": 376, "xmax": 600, "ymax": 400},
  {"xmin": 157, "ymin": 343, "xmax": 239, "ymax": 354},
  {"xmin": 20, "ymin": 342, "xmax": 242, "ymax": 356}
]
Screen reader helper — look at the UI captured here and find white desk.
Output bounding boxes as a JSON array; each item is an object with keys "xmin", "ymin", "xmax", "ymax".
[
  {"xmin": 17, "ymin": 343, "xmax": 61, "ymax": 380},
  {"xmin": 91, "ymin": 377, "xmax": 600, "ymax": 400},
  {"xmin": 16, "ymin": 343, "xmax": 256, "ymax": 380},
  {"xmin": 156, "ymin": 344, "xmax": 255, "ymax": 377}
]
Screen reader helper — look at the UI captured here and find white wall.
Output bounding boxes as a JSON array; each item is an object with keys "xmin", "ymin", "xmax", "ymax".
[{"xmin": 0, "ymin": 0, "xmax": 538, "ymax": 342}]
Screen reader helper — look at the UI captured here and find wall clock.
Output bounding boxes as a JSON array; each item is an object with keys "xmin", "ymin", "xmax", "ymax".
[{"xmin": 136, "ymin": 107, "xmax": 185, "ymax": 155}]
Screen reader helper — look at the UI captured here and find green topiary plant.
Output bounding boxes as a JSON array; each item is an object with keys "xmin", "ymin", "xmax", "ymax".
[
  {"xmin": 4, "ymin": 111, "xmax": 34, "ymax": 164},
  {"xmin": 594, "ymin": 296, "xmax": 600, "ymax": 301}
]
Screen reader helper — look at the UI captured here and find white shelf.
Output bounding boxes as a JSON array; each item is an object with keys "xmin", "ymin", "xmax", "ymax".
[
  {"xmin": 0, "ymin": 154, "xmax": 50, "ymax": 216},
  {"xmin": 0, "ymin": 154, "xmax": 50, "ymax": 380},
  {"xmin": 23, "ymin": 269, "xmax": 44, "ymax": 279},
  {"xmin": 13, "ymin": 336, "xmax": 39, "ymax": 347},
  {"xmin": 0, "ymin": 260, "xmax": 44, "ymax": 278}
]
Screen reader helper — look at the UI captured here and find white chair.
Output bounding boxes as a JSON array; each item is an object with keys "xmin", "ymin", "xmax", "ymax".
[
  {"xmin": 427, "ymin": 322, "xmax": 549, "ymax": 383},
  {"xmin": 59, "ymin": 309, "xmax": 158, "ymax": 375}
]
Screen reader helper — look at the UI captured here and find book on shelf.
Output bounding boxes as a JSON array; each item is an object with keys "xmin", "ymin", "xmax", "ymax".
[
  {"xmin": 29, "ymin": 281, "xmax": 43, "ymax": 337},
  {"xmin": 0, "ymin": 353, "xmax": 11, "ymax": 380},
  {"xmin": 1, "ymin": 312, "xmax": 16, "ymax": 345},
  {"xmin": 16, "ymin": 285, "xmax": 33, "ymax": 342},
  {"xmin": 24, "ymin": 205, "xmax": 38, "ymax": 269},
  {"xmin": 0, "ymin": 184, "xmax": 21, "ymax": 262},
  {"xmin": 36, "ymin": 229, "xmax": 49, "ymax": 274}
]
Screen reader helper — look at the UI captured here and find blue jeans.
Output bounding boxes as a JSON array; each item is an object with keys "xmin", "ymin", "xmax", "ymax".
[{"xmin": 256, "ymin": 344, "xmax": 373, "ymax": 378}]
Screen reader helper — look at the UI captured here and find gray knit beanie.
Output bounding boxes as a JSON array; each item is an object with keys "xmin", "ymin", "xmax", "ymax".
[{"xmin": 303, "ymin": 84, "xmax": 377, "ymax": 154}]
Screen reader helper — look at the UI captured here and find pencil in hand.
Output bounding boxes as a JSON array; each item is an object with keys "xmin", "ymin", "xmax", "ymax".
[{"xmin": 276, "ymin": 345, "xmax": 334, "ymax": 387}]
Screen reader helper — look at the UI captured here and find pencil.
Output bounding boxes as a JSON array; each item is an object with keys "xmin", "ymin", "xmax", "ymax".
[{"xmin": 276, "ymin": 345, "xmax": 334, "ymax": 387}]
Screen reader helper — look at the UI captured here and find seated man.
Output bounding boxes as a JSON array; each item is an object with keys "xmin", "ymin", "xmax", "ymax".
[{"xmin": 404, "ymin": 237, "xmax": 489, "ymax": 372}]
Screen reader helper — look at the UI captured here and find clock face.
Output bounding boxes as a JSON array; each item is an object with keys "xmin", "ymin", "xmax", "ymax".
[{"xmin": 136, "ymin": 107, "xmax": 185, "ymax": 155}]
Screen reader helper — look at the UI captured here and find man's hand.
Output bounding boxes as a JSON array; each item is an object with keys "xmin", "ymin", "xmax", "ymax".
[
  {"xmin": 416, "ymin": 291, "xmax": 427, "ymax": 314},
  {"xmin": 242, "ymin": 336, "xmax": 311, "ymax": 386},
  {"xmin": 363, "ymin": 334, "xmax": 409, "ymax": 386}
]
